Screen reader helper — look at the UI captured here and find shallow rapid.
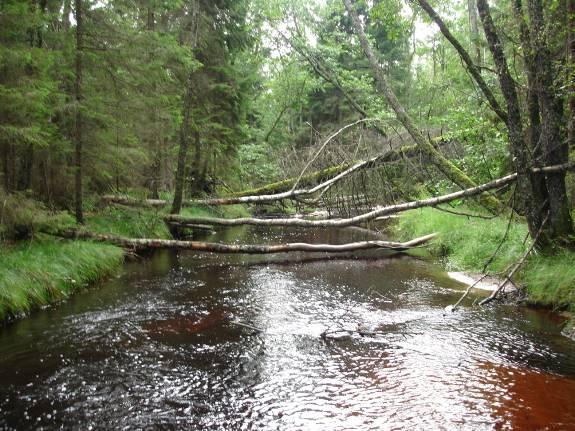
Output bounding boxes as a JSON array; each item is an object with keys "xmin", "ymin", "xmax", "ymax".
[{"xmin": 1, "ymin": 227, "xmax": 575, "ymax": 430}]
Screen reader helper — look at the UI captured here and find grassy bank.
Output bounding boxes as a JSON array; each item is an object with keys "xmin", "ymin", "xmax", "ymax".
[
  {"xmin": 0, "ymin": 239, "xmax": 124, "ymax": 321},
  {"xmin": 393, "ymin": 208, "xmax": 575, "ymax": 310},
  {"xmin": 1, "ymin": 195, "xmax": 251, "ymax": 321}
]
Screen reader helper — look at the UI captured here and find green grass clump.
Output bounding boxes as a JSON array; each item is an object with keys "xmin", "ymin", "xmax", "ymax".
[
  {"xmin": 0, "ymin": 239, "xmax": 123, "ymax": 321},
  {"xmin": 520, "ymin": 252, "xmax": 575, "ymax": 309},
  {"xmin": 394, "ymin": 207, "xmax": 528, "ymax": 273},
  {"xmin": 86, "ymin": 206, "xmax": 171, "ymax": 238},
  {"xmin": 394, "ymin": 207, "xmax": 575, "ymax": 310}
]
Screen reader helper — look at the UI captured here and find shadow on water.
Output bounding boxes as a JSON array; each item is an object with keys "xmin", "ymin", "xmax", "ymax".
[{"xmin": 1, "ymin": 226, "xmax": 575, "ymax": 430}]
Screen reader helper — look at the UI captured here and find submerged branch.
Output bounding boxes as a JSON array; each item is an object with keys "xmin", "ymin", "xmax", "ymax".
[{"xmin": 479, "ymin": 212, "xmax": 550, "ymax": 306}]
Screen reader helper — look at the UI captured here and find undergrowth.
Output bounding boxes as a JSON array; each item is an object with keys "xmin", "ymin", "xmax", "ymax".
[
  {"xmin": 394, "ymin": 207, "xmax": 575, "ymax": 310},
  {"xmin": 86, "ymin": 206, "xmax": 171, "ymax": 238}
]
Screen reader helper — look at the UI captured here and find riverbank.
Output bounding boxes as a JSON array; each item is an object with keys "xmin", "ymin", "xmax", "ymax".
[
  {"xmin": 0, "ymin": 198, "xmax": 250, "ymax": 322},
  {"xmin": 392, "ymin": 207, "xmax": 575, "ymax": 311}
]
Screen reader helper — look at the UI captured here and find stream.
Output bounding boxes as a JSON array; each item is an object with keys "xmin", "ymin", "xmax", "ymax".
[{"xmin": 1, "ymin": 226, "xmax": 575, "ymax": 430}]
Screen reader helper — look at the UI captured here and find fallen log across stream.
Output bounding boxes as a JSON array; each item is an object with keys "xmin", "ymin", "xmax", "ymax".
[
  {"xmin": 48, "ymin": 229, "xmax": 436, "ymax": 253},
  {"xmin": 164, "ymin": 162, "xmax": 575, "ymax": 229},
  {"xmin": 100, "ymin": 144, "xmax": 422, "ymax": 209}
]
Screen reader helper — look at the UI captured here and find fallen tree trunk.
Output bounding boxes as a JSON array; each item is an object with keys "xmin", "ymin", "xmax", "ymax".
[
  {"xmin": 101, "ymin": 195, "xmax": 168, "ymax": 208},
  {"xmin": 49, "ymin": 229, "xmax": 436, "ymax": 253},
  {"xmin": 191, "ymin": 145, "xmax": 420, "ymax": 206},
  {"xmin": 100, "ymin": 144, "xmax": 421, "ymax": 209},
  {"xmin": 164, "ymin": 162, "xmax": 574, "ymax": 229}
]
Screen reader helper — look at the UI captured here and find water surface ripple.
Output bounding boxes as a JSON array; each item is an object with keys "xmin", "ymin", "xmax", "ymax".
[{"xmin": 1, "ymin": 227, "xmax": 575, "ymax": 430}]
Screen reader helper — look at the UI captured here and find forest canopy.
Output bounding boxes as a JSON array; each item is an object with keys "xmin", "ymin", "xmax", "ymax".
[{"xmin": 0, "ymin": 0, "xmax": 573, "ymax": 249}]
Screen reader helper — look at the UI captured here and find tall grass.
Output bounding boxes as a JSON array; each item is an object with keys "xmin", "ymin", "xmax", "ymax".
[
  {"xmin": 520, "ymin": 252, "xmax": 575, "ymax": 309},
  {"xmin": 0, "ymin": 193, "xmax": 251, "ymax": 321},
  {"xmin": 393, "ymin": 207, "xmax": 575, "ymax": 310},
  {"xmin": 86, "ymin": 206, "xmax": 171, "ymax": 238},
  {"xmin": 394, "ymin": 207, "xmax": 528, "ymax": 273},
  {"xmin": 0, "ymin": 239, "xmax": 123, "ymax": 321}
]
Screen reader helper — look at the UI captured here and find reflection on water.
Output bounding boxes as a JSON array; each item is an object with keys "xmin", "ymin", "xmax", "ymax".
[{"xmin": 1, "ymin": 226, "xmax": 575, "ymax": 430}]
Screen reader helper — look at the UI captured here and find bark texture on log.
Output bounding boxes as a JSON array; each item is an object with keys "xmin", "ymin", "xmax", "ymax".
[{"xmin": 51, "ymin": 229, "xmax": 436, "ymax": 253}]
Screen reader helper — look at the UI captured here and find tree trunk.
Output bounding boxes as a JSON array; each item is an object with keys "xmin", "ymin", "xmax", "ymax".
[
  {"xmin": 511, "ymin": 0, "xmax": 549, "ymax": 214},
  {"xmin": 343, "ymin": 0, "xmax": 502, "ymax": 212},
  {"xmin": 170, "ymin": 80, "xmax": 193, "ymax": 214},
  {"xmin": 73, "ymin": 0, "xmax": 84, "ymax": 224},
  {"xmin": 190, "ymin": 130, "xmax": 203, "ymax": 197},
  {"xmin": 171, "ymin": 1, "xmax": 199, "ymax": 214},
  {"xmin": 417, "ymin": 0, "xmax": 507, "ymax": 123},
  {"xmin": 2, "ymin": 144, "xmax": 10, "ymax": 192},
  {"xmin": 476, "ymin": 0, "xmax": 548, "ymax": 243},
  {"xmin": 569, "ymin": 0, "xmax": 575, "ymax": 150},
  {"xmin": 467, "ymin": 0, "xmax": 482, "ymax": 66},
  {"xmin": 62, "ymin": 0, "xmax": 71, "ymax": 31},
  {"xmin": 527, "ymin": 0, "xmax": 574, "ymax": 243}
]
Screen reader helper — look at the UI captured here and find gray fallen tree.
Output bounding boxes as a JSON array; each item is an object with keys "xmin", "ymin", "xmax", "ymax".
[
  {"xmin": 101, "ymin": 195, "xmax": 168, "ymax": 208},
  {"xmin": 101, "ymin": 143, "xmax": 421, "ymax": 209},
  {"xmin": 49, "ymin": 229, "xmax": 436, "ymax": 253},
  {"xmin": 164, "ymin": 162, "xmax": 574, "ymax": 229}
]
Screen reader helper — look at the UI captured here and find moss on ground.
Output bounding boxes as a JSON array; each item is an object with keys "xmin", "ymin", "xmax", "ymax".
[{"xmin": 393, "ymin": 207, "xmax": 575, "ymax": 311}]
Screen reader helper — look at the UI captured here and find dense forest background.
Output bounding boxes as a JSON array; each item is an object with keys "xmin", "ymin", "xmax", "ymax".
[{"xmin": 1, "ymin": 0, "xmax": 573, "ymax": 241}]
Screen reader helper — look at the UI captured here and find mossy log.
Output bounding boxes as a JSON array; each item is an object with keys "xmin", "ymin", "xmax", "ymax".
[
  {"xmin": 344, "ymin": 0, "xmax": 503, "ymax": 213},
  {"xmin": 101, "ymin": 195, "xmax": 168, "ymax": 208},
  {"xmin": 100, "ymin": 144, "xmax": 421, "ymax": 209}
]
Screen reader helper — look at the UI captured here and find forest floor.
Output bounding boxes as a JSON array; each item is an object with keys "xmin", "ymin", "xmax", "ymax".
[{"xmin": 392, "ymin": 207, "xmax": 575, "ymax": 312}]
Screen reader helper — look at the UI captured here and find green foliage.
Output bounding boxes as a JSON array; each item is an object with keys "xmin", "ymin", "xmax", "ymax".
[
  {"xmin": 395, "ymin": 208, "xmax": 575, "ymax": 310},
  {"xmin": 0, "ymin": 190, "xmax": 74, "ymax": 240},
  {"xmin": 394, "ymin": 207, "xmax": 528, "ymax": 273},
  {"xmin": 86, "ymin": 206, "xmax": 171, "ymax": 239},
  {"xmin": 0, "ymin": 239, "xmax": 123, "ymax": 321}
]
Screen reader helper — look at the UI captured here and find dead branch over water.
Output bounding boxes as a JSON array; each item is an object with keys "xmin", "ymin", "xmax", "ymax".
[{"xmin": 49, "ymin": 229, "xmax": 436, "ymax": 254}]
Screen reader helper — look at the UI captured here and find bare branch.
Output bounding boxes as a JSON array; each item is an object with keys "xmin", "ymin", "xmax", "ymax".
[
  {"xmin": 165, "ymin": 162, "xmax": 573, "ymax": 228},
  {"xmin": 48, "ymin": 229, "xmax": 437, "ymax": 254}
]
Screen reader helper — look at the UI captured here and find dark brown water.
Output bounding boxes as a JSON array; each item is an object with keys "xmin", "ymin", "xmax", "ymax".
[{"xmin": 1, "ymin": 227, "xmax": 575, "ymax": 430}]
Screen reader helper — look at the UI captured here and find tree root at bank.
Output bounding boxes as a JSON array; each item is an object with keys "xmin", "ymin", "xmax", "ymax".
[{"xmin": 49, "ymin": 229, "xmax": 436, "ymax": 254}]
